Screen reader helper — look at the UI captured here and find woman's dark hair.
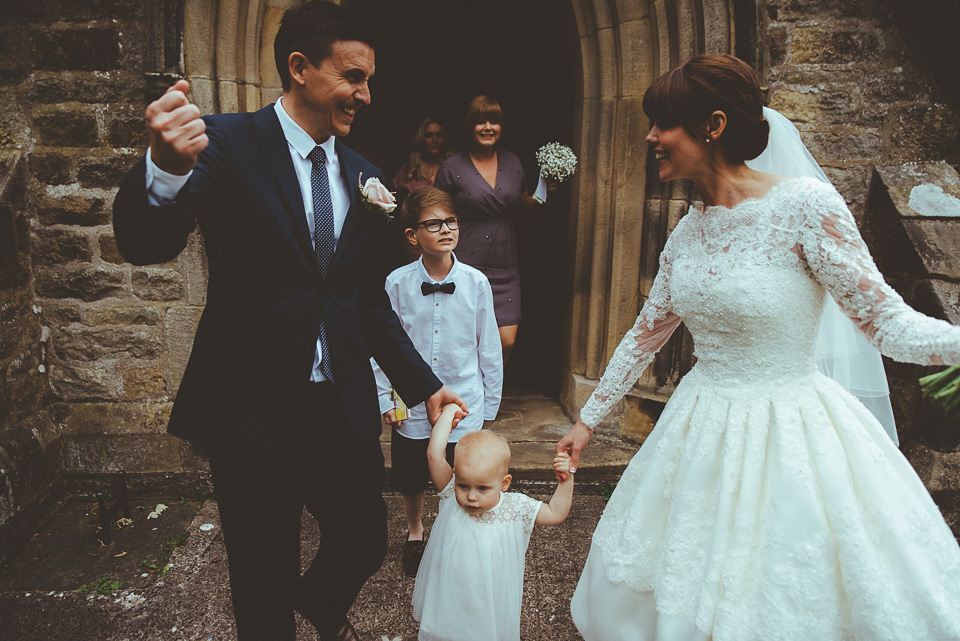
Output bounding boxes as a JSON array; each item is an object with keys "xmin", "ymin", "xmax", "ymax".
[
  {"xmin": 463, "ymin": 95, "xmax": 503, "ymax": 137},
  {"xmin": 642, "ymin": 54, "xmax": 769, "ymax": 163},
  {"xmin": 401, "ymin": 187, "xmax": 456, "ymax": 230},
  {"xmin": 274, "ymin": 0, "xmax": 373, "ymax": 92}
]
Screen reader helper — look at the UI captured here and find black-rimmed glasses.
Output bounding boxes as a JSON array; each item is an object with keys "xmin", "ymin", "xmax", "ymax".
[{"xmin": 416, "ymin": 217, "xmax": 461, "ymax": 232}]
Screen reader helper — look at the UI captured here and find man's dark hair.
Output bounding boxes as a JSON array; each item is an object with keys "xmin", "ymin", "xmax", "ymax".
[{"xmin": 273, "ymin": 0, "xmax": 373, "ymax": 92}]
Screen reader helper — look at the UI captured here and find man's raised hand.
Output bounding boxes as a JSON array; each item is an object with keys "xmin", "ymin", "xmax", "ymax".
[{"xmin": 146, "ymin": 79, "xmax": 208, "ymax": 176}]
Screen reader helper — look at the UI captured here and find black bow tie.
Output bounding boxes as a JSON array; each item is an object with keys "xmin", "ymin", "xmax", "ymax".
[{"xmin": 422, "ymin": 281, "xmax": 456, "ymax": 296}]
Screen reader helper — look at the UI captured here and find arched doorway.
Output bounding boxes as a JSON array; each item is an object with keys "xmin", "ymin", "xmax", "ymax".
[
  {"xmin": 343, "ymin": 0, "xmax": 578, "ymax": 397},
  {"xmin": 181, "ymin": 0, "xmax": 738, "ymax": 435}
]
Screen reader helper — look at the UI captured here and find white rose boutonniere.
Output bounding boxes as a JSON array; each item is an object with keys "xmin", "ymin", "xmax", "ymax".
[{"xmin": 359, "ymin": 174, "xmax": 397, "ymax": 220}]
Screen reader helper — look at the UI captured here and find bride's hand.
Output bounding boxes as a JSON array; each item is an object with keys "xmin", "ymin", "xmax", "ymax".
[{"xmin": 556, "ymin": 419, "xmax": 593, "ymax": 473}]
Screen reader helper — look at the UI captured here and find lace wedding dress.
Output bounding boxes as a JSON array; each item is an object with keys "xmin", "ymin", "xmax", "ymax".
[{"xmin": 571, "ymin": 177, "xmax": 960, "ymax": 641}]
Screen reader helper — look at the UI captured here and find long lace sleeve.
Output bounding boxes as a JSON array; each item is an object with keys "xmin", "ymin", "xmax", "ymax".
[
  {"xmin": 579, "ymin": 248, "xmax": 683, "ymax": 428},
  {"xmin": 798, "ymin": 181, "xmax": 960, "ymax": 366}
]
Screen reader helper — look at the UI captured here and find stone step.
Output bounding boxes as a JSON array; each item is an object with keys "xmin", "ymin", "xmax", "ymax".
[{"xmin": 380, "ymin": 394, "xmax": 637, "ymax": 490}]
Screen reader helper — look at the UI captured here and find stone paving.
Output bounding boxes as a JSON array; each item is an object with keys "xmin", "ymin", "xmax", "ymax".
[{"xmin": 0, "ymin": 395, "xmax": 638, "ymax": 641}]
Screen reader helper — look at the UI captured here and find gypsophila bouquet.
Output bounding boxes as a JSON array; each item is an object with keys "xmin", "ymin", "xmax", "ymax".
[
  {"xmin": 533, "ymin": 142, "xmax": 577, "ymax": 203},
  {"xmin": 536, "ymin": 143, "xmax": 578, "ymax": 182},
  {"xmin": 920, "ymin": 365, "xmax": 960, "ymax": 420}
]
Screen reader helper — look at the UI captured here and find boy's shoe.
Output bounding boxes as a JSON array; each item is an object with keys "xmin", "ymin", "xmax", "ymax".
[{"xmin": 402, "ymin": 534, "xmax": 426, "ymax": 577}]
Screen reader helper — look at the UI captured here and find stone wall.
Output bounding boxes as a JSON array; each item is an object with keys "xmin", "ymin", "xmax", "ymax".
[
  {"xmin": 761, "ymin": 0, "xmax": 960, "ymax": 218},
  {"xmin": 0, "ymin": 0, "xmax": 205, "ymax": 546},
  {"xmin": 754, "ymin": 0, "xmax": 960, "ymax": 486}
]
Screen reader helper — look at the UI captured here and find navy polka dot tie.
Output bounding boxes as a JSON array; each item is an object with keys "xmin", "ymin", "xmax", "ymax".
[{"xmin": 309, "ymin": 145, "xmax": 336, "ymax": 381}]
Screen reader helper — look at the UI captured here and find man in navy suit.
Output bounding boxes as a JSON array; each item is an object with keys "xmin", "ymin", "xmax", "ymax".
[{"xmin": 112, "ymin": 3, "xmax": 466, "ymax": 640}]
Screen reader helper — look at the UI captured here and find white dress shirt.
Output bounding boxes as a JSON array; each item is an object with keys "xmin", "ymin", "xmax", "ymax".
[
  {"xmin": 372, "ymin": 255, "xmax": 502, "ymax": 441},
  {"xmin": 145, "ymin": 97, "xmax": 350, "ymax": 382}
]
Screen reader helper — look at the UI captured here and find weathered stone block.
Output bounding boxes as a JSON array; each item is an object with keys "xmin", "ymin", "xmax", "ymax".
[
  {"xmin": 620, "ymin": 394, "xmax": 664, "ymax": 444},
  {"xmin": 770, "ymin": 86, "xmax": 885, "ymax": 129},
  {"xmin": 791, "ymin": 25, "xmax": 883, "ymax": 65},
  {"xmin": 51, "ymin": 325, "xmax": 164, "ymax": 362},
  {"xmin": 98, "ymin": 232, "xmax": 124, "ymax": 264},
  {"xmin": 31, "ymin": 25, "xmax": 121, "ymax": 72},
  {"xmin": 72, "ymin": 71, "xmax": 146, "ymax": 104},
  {"xmin": 0, "ymin": 149, "xmax": 26, "ymax": 203},
  {"xmin": 132, "ymin": 268, "xmax": 184, "ymax": 301},
  {"xmin": 0, "ymin": 26, "xmax": 32, "ymax": 81},
  {"xmin": 78, "ymin": 152, "xmax": 140, "ymax": 189},
  {"xmin": 86, "ymin": 305, "xmax": 163, "ymax": 326},
  {"xmin": 182, "ymin": 233, "xmax": 208, "ymax": 305},
  {"xmin": 911, "ymin": 279, "xmax": 960, "ymax": 326},
  {"xmin": 888, "ymin": 103, "xmax": 960, "ymax": 164},
  {"xmin": 107, "ymin": 108, "xmax": 147, "ymax": 148},
  {"xmin": 58, "ymin": 401, "xmax": 171, "ymax": 437},
  {"xmin": 49, "ymin": 362, "xmax": 122, "ymax": 401},
  {"xmin": 28, "ymin": 150, "xmax": 74, "ymax": 185},
  {"xmin": 0, "ymin": 287, "xmax": 33, "ymax": 324},
  {"xmin": 35, "ymin": 192, "xmax": 109, "ymax": 226},
  {"xmin": 31, "ymin": 227, "xmax": 93, "ymax": 266},
  {"xmin": 872, "ymin": 162, "xmax": 960, "ymax": 219},
  {"xmin": 900, "ymin": 220, "xmax": 960, "ymax": 280},
  {"xmin": 179, "ymin": 439, "xmax": 208, "ymax": 472},
  {"xmin": 803, "ymin": 129, "xmax": 882, "ymax": 164},
  {"xmin": 63, "ymin": 434, "xmax": 183, "ymax": 474},
  {"xmin": 1, "ymin": 348, "xmax": 46, "ymax": 422},
  {"xmin": 39, "ymin": 302, "xmax": 83, "ymax": 327},
  {"xmin": 122, "ymin": 366, "xmax": 168, "ymax": 400},
  {"xmin": 769, "ymin": 0, "xmax": 877, "ymax": 21},
  {"xmin": 32, "ymin": 105, "xmax": 98, "ymax": 147},
  {"xmin": 767, "ymin": 24, "xmax": 790, "ymax": 68},
  {"xmin": 0, "ymin": 205, "xmax": 29, "ymax": 290},
  {"xmin": 0, "ymin": 317, "xmax": 39, "ymax": 363},
  {"xmin": 34, "ymin": 264, "xmax": 125, "ymax": 302},
  {"xmin": 26, "ymin": 71, "xmax": 146, "ymax": 105},
  {"xmin": 164, "ymin": 306, "xmax": 202, "ymax": 393},
  {"xmin": 24, "ymin": 73, "xmax": 68, "ymax": 104},
  {"xmin": 57, "ymin": 0, "xmax": 147, "ymax": 23}
]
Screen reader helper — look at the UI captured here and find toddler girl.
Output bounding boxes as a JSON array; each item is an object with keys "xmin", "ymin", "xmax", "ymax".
[{"xmin": 413, "ymin": 404, "xmax": 574, "ymax": 641}]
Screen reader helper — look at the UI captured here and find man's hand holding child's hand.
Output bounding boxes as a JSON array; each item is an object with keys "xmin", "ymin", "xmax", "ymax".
[{"xmin": 554, "ymin": 452, "xmax": 573, "ymax": 482}]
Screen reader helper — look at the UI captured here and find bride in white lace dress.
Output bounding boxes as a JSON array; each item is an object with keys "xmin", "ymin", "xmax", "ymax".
[{"xmin": 557, "ymin": 54, "xmax": 960, "ymax": 641}]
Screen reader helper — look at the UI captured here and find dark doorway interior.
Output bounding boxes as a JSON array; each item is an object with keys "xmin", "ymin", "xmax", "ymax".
[{"xmin": 345, "ymin": 0, "xmax": 578, "ymax": 397}]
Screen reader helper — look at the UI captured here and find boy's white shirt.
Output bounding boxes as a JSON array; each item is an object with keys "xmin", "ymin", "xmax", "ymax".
[{"xmin": 372, "ymin": 254, "xmax": 503, "ymax": 440}]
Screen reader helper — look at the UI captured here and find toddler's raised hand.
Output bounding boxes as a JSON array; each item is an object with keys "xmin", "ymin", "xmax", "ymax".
[{"xmin": 554, "ymin": 452, "xmax": 572, "ymax": 482}]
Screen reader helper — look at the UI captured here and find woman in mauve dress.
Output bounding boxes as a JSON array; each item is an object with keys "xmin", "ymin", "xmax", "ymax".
[{"xmin": 434, "ymin": 96, "xmax": 541, "ymax": 362}]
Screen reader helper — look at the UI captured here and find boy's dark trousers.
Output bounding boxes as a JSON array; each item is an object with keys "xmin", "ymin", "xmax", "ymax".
[{"xmin": 206, "ymin": 382, "xmax": 388, "ymax": 641}]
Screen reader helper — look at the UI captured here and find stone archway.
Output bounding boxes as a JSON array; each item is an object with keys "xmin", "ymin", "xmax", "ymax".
[{"xmin": 179, "ymin": 0, "xmax": 736, "ymax": 439}]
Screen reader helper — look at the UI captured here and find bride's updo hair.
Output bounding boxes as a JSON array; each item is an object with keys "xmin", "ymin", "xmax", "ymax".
[{"xmin": 642, "ymin": 54, "xmax": 769, "ymax": 163}]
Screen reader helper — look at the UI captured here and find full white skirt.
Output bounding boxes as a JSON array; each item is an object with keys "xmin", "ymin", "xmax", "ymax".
[{"xmin": 572, "ymin": 369, "xmax": 960, "ymax": 641}]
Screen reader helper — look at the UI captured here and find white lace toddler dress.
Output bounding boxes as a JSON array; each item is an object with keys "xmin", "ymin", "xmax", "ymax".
[
  {"xmin": 413, "ymin": 478, "xmax": 541, "ymax": 641},
  {"xmin": 571, "ymin": 177, "xmax": 960, "ymax": 641}
]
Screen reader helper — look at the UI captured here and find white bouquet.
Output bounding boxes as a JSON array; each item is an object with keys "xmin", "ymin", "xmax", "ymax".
[{"xmin": 534, "ymin": 142, "xmax": 577, "ymax": 203}]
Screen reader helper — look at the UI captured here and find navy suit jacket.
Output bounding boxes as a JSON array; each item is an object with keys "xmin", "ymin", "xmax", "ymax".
[{"xmin": 113, "ymin": 105, "xmax": 441, "ymax": 451}]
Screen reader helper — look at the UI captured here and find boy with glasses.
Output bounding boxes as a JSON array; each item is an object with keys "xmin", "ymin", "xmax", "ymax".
[{"xmin": 372, "ymin": 187, "xmax": 503, "ymax": 577}]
